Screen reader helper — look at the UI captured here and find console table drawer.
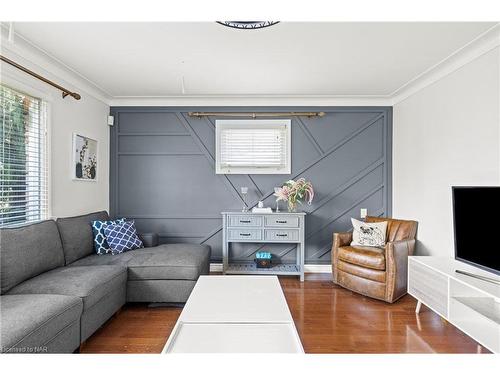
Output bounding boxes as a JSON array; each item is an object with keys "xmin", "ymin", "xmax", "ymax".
[
  {"xmin": 265, "ymin": 215, "xmax": 299, "ymax": 228},
  {"xmin": 228, "ymin": 215, "xmax": 263, "ymax": 227},
  {"xmin": 265, "ymin": 229, "xmax": 299, "ymax": 242},
  {"xmin": 228, "ymin": 229, "xmax": 262, "ymax": 241}
]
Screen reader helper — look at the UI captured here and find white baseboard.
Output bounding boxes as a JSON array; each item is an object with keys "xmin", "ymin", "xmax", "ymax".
[
  {"xmin": 209, "ymin": 263, "xmax": 332, "ymax": 274},
  {"xmin": 304, "ymin": 264, "xmax": 332, "ymax": 273}
]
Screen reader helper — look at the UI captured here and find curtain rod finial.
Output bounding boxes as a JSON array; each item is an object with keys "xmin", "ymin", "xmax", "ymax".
[{"xmin": 62, "ymin": 92, "xmax": 81, "ymax": 100}]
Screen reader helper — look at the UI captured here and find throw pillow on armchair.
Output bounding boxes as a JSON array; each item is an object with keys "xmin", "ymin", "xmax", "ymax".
[{"xmin": 350, "ymin": 218, "xmax": 387, "ymax": 247}]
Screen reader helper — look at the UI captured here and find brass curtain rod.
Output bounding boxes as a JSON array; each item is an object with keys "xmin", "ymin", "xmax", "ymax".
[
  {"xmin": 188, "ymin": 111, "xmax": 325, "ymax": 118},
  {"xmin": 0, "ymin": 55, "xmax": 81, "ymax": 100}
]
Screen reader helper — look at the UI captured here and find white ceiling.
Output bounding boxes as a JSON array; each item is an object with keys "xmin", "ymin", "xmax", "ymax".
[{"xmin": 9, "ymin": 22, "xmax": 498, "ymax": 98}]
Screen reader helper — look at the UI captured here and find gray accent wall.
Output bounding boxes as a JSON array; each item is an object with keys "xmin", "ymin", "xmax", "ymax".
[{"xmin": 109, "ymin": 107, "xmax": 392, "ymax": 264}]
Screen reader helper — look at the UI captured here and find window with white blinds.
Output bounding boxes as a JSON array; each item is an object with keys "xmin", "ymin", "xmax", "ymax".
[
  {"xmin": 215, "ymin": 119, "xmax": 291, "ymax": 174},
  {"xmin": 0, "ymin": 84, "xmax": 48, "ymax": 227}
]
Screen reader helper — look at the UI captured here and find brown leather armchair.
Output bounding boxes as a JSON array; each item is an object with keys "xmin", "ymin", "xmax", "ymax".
[{"xmin": 331, "ymin": 216, "xmax": 418, "ymax": 303}]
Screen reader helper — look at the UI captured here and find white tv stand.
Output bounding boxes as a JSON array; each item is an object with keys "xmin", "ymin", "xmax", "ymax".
[{"xmin": 408, "ymin": 256, "xmax": 500, "ymax": 353}]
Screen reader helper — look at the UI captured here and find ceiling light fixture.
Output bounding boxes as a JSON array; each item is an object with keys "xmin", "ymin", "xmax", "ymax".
[{"xmin": 216, "ymin": 21, "xmax": 280, "ymax": 30}]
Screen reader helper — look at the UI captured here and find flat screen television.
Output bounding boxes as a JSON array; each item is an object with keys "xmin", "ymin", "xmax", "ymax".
[{"xmin": 453, "ymin": 186, "xmax": 500, "ymax": 276}]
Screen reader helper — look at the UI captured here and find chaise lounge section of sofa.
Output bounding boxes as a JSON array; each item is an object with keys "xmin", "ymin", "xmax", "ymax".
[{"xmin": 0, "ymin": 211, "xmax": 211, "ymax": 353}]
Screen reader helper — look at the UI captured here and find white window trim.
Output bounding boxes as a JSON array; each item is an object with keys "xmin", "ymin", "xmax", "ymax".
[
  {"xmin": 42, "ymin": 101, "xmax": 52, "ymax": 220},
  {"xmin": 215, "ymin": 119, "xmax": 292, "ymax": 175}
]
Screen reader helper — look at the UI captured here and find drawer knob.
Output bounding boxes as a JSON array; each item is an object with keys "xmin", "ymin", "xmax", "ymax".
[
  {"xmin": 276, "ymin": 220, "xmax": 287, "ymax": 224},
  {"xmin": 239, "ymin": 220, "xmax": 251, "ymax": 223},
  {"xmin": 276, "ymin": 233, "xmax": 288, "ymax": 237},
  {"xmin": 240, "ymin": 233, "xmax": 251, "ymax": 236}
]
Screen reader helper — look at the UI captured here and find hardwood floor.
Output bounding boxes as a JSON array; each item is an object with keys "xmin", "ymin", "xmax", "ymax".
[{"xmin": 81, "ymin": 273, "xmax": 489, "ymax": 354}]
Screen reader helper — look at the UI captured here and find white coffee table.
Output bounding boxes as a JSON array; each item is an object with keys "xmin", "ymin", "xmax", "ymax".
[{"xmin": 162, "ymin": 275, "xmax": 304, "ymax": 353}]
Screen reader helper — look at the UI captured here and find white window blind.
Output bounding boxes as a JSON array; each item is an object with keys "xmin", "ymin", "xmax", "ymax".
[
  {"xmin": 216, "ymin": 119, "xmax": 291, "ymax": 174},
  {"xmin": 0, "ymin": 84, "xmax": 48, "ymax": 227}
]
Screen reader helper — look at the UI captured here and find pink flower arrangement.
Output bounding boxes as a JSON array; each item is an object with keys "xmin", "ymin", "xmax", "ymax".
[{"xmin": 274, "ymin": 178, "xmax": 314, "ymax": 212}]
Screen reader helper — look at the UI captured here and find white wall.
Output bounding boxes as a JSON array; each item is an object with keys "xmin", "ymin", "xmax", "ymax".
[
  {"xmin": 48, "ymin": 90, "xmax": 110, "ymax": 217},
  {"xmin": 1, "ymin": 40, "xmax": 110, "ymax": 218},
  {"xmin": 393, "ymin": 47, "xmax": 500, "ymax": 256}
]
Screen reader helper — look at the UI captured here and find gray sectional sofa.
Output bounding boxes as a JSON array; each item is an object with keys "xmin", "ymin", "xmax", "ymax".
[{"xmin": 0, "ymin": 211, "xmax": 210, "ymax": 353}]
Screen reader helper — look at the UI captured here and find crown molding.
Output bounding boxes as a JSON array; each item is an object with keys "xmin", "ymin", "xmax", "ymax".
[
  {"xmin": 2, "ymin": 22, "xmax": 499, "ymax": 108},
  {"xmin": 0, "ymin": 24, "xmax": 112, "ymax": 105},
  {"xmin": 391, "ymin": 23, "xmax": 500, "ymax": 105},
  {"xmin": 105, "ymin": 23, "xmax": 500, "ymax": 108},
  {"xmin": 109, "ymin": 95, "xmax": 392, "ymax": 107}
]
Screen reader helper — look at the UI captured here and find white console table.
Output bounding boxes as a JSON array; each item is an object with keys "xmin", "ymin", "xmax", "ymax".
[
  {"xmin": 408, "ymin": 256, "xmax": 500, "ymax": 353},
  {"xmin": 221, "ymin": 211, "xmax": 306, "ymax": 281}
]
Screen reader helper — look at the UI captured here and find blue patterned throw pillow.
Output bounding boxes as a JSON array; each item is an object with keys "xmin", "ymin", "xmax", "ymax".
[
  {"xmin": 92, "ymin": 218, "xmax": 126, "ymax": 255},
  {"xmin": 103, "ymin": 220, "xmax": 143, "ymax": 254}
]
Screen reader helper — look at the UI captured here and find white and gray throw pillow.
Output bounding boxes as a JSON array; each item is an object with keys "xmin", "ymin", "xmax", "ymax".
[{"xmin": 351, "ymin": 218, "xmax": 387, "ymax": 247}]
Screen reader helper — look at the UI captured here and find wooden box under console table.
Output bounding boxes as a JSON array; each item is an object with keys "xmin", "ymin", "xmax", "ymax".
[{"xmin": 221, "ymin": 212, "xmax": 306, "ymax": 281}]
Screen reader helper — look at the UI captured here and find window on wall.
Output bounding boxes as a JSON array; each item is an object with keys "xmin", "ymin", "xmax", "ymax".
[
  {"xmin": 0, "ymin": 84, "xmax": 48, "ymax": 227},
  {"xmin": 215, "ymin": 119, "xmax": 291, "ymax": 174}
]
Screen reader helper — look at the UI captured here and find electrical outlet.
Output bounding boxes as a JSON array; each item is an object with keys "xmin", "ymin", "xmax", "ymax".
[{"xmin": 360, "ymin": 208, "xmax": 368, "ymax": 219}]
